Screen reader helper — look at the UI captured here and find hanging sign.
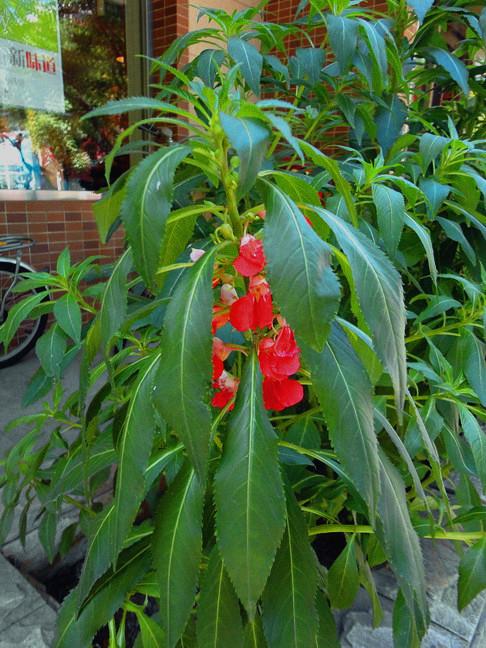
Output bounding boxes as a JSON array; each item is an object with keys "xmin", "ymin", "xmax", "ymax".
[{"xmin": 0, "ymin": 0, "xmax": 64, "ymax": 112}]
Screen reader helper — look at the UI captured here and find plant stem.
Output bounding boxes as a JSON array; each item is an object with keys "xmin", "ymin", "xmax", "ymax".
[{"xmin": 309, "ymin": 524, "xmax": 486, "ymax": 542}]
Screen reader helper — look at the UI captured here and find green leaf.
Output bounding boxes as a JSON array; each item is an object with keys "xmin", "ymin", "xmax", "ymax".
[
  {"xmin": 418, "ymin": 133, "xmax": 449, "ymax": 171},
  {"xmin": 93, "ymin": 172, "xmax": 128, "ymax": 243},
  {"xmin": 197, "ymin": 49, "xmax": 225, "ymax": 87},
  {"xmin": 84, "ymin": 96, "xmax": 195, "ymax": 119},
  {"xmin": 111, "ymin": 355, "xmax": 160, "ymax": 561},
  {"xmin": 403, "ymin": 214, "xmax": 437, "ymax": 285},
  {"xmin": 262, "ymin": 487, "xmax": 319, "ymax": 648},
  {"xmin": 375, "ymin": 453, "xmax": 428, "ymax": 640},
  {"xmin": 428, "ymin": 48, "xmax": 469, "ymax": 94},
  {"xmin": 154, "ymin": 465, "xmax": 204, "ymax": 648},
  {"xmin": 244, "ymin": 617, "xmax": 268, "ymax": 648},
  {"xmin": 120, "ymin": 145, "xmax": 190, "ymax": 290},
  {"xmin": 291, "ymin": 48, "xmax": 324, "ymax": 85},
  {"xmin": 214, "ymin": 352, "xmax": 286, "ymax": 619},
  {"xmin": 302, "ymin": 324, "xmax": 380, "ymax": 520},
  {"xmin": 458, "ymin": 329, "xmax": 486, "ymax": 406},
  {"xmin": 220, "ymin": 113, "xmax": 269, "ymax": 198},
  {"xmin": 36, "ymin": 324, "xmax": 67, "ymax": 380},
  {"xmin": 326, "ymin": 15, "xmax": 358, "ymax": 73},
  {"xmin": 375, "ymin": 95, "xmax": 407, "ymax": 155},
  {"xmin": 196, "ymin": 547, "xmax": 244, "ymax": 648},
  {"xmin": 154, "ymin": 247, "xmax": 218, "ymax": 481},
  {"xmin": 406, "ymin": 0, "xmax": 434, "ymax": 23},
  {"xmin": 392, "ymin": 590, "xmax": 421, "ymax": 648},
  {"xmin": 419, "ymin": 178, "xmax": 451, "ymax": 217},
  {"xmin": 458, "ymin": 538, "xmax": 486, "ymax": 610},
  {"xmin": 327, "ymin": 536, "xmax": 360, "ymax": 609},
  {"xmin": 315, "ymin": 590, "xmax": 339, "ymax": 648},
  {"xmin": 263, "ymin": 183, "xmax": 340, "ymax": 351},
  {"xmin": 437, "ymin": 217, "xmax": 476, "ymax": 265},
  {"xmin": 372, "ymin": 184, "xmax": 405, "ymax": 255},
  {"xmin": 47, "ymin": 432, "xmax": 116, "ymax": 502},
  {"xmin": 458, "ymin": 405, "xmax": 486, "ymax": 491},
  {"xmin": 76, "ymin": 444, "xmax": 182, "ymax": 607},
  {"xmin": 54, "ymin": 294, "xmax": 82, "ymax": 344},
  {"xmin": 56, "ymin": 248, "xmax": 71, "ymax": 276},
  {"xmin": 300, "ymin": 142, "xmax": 357, "ymax": 226},
  {"xmin": 39, "ymin": 510, "xmax": 57, "ymax": 564},
  {"xmin": 133, "ymin": 610, "xmax": 166, "ymax": 648},
  {"xmin": 55, "ymin": 540, "xmax": 151, "ymax": 648},
  {"xmin": 99, "ymin": 248, "xmax": 133, "ymax": 350},
  {"xmin": 228, "ymin": 37, "xmax": 263, "ymax": 96},
  {"xmin": 0, "ymin": 291, "xmax": 48, "ymax": 350},
  {"xmin": 315, "ymin": 207, "xmax": 407, "ymax": 412}
]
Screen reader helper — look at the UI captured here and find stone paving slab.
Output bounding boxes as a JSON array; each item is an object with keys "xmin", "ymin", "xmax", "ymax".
[
  {"xmin": 0, "ymin": 553, "xmax": 56, "ymax": 646},
  {"xmin": 340, "ymin": 540, "xmax": 486, "ymax": 647}
]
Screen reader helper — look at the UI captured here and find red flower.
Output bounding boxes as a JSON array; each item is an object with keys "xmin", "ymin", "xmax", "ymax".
[
  {"xmin": 263, "ymin": 377, "xmax": 303, "ymax": 411},
  {"xmin": 229, "ymin": 276, "xmax": 274, "ymax": 332},
  {"xmin": 212, "ymin": 337, "xmax": 231, "ymax": 382},
  {"xmin": 212, "ymin": 305, "xmax": 230, "ymax": 334},
  {"xmin": 233, "ymin": 234, "xmax": 266, "ymax": 277},
  {"xmin": 212, "ymin": 370, "xmax": 239, "ymax": 410},
  {"xmin": 258, "ymin": 325, "xmax": 300, "ymax": 380}
]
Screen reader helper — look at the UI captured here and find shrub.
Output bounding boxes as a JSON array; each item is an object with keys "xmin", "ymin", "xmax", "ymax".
[{"xmin": 1, "ymin": 1, "xmax": 485, "ymax": 646}]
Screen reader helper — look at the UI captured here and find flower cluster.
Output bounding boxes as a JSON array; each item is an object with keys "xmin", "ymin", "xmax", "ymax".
[{"xmin": 209, "ymin": 233, "xmax": 304, "ymax": 412}]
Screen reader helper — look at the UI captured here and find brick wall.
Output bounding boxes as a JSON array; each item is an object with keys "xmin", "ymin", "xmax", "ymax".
[{"xmin": 0, "ymin": 199, "xmax": 124, "ymax": 271}]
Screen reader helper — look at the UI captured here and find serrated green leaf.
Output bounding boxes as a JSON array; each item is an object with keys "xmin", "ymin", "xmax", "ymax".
[
  {"xmin": 302, "ymin": 323, "xmax": 380, "ymax": 520},
  {"xmin": 263, "ymin": 183, "xmax": 340, "ymax": 351},
  {"xmin": 55, "ymin": 540, "xmax": 151, "ymax": 648},
  {"xmin": 154, "ymin": 247, "xmax": 219, "ymax": 481},
  {"xmin": 228, "ymin": 37, "xmax": 263, "ymax": 96},
  {"xmin": 36, "ymin": 324, "xmax": 67, "ymax": 379},
  {"xmin": 196, "ymin": 547, "xmax": 244, "ymax": 648},
  {"xmin": 437, "ymin": 217, "xmax": 476, "ymax": 265},
  {"xmin": 315, "ymin": 207, "xmax": 407, "ymax": 412},
  {"xmin": 326, "ymin": 15, "xmax": 358, "ymax": 73},
  {"xmin": 54, "ymin": 294, "xmax": 82, "ymax": 343},
  {"xmin": 154, "ymin": 465, "xmax": 204, "ymax": 648},
  {"xmin": 56, "ymin": 248, "xmax": 71, "ymax": 277},
  {"xmin": 121, "ymin": 145, "xmax": 190, "ymax": 290},
  {"xmin": 262, "ymin": 486, "xmax": 319, "ymax": 648},
  {"xmin": 111, "ymin": 355, "xmax": 160, "ymax": 561},
  {"xmin": 372, "ymin": 184, "xmax": 405, "ymax": 255},
  {"xmin": 375, "ymin": 453, "xmax": 428, "ymax": 640},
  {"xmin": 419, "ymin": 178, "xmax": 451, "ymax": 217},
  {"xmin": 458, "ymin": 538, "xmax": 486, "ymax": 610},
  {"xmin": 220, "ymin": 113, "xmax": 269, "ymax": 198},
  {"xmin": 214, "ymin": 352, "xmax": 286, "ymax": 619},
  {"xmin": 392, "ymin": 590, "xmax": 421, "ymax": 648}
]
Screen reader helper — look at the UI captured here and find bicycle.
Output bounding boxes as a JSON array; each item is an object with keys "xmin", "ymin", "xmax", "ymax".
[{"xmin": 0, "ymin": 236, "xmax": 48, "ymax": 368}]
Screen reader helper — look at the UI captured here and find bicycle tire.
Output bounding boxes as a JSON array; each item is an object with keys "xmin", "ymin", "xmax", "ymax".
[{"xmin": 0, "ymin": 259, "xmax": 48, "ymax": 369}]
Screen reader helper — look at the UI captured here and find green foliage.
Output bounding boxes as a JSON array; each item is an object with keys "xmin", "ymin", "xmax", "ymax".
[{"xmin": 1, "ymin": 1, "xmax": 485, "ymax": 646}]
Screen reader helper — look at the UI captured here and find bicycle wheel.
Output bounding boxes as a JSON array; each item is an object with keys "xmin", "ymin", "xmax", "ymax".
[{"xmin": 0, "ymin": 259, "xmax": 48, "ymax": 368}]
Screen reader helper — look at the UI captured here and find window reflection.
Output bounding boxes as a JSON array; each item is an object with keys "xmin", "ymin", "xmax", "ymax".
[{"xmin": 0, "ymin": 0, "xmax": 128, "ymax": 191}]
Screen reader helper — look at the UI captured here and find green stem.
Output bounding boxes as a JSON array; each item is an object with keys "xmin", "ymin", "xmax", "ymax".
[{"xmin": 309, "ymin": 524, "xmax": 486, "ymax": 542}]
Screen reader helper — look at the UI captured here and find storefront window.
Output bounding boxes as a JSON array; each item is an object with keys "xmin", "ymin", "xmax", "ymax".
[{"xmin": 0, "ymin": 0, "xmax": 128, "ymax": 191}]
